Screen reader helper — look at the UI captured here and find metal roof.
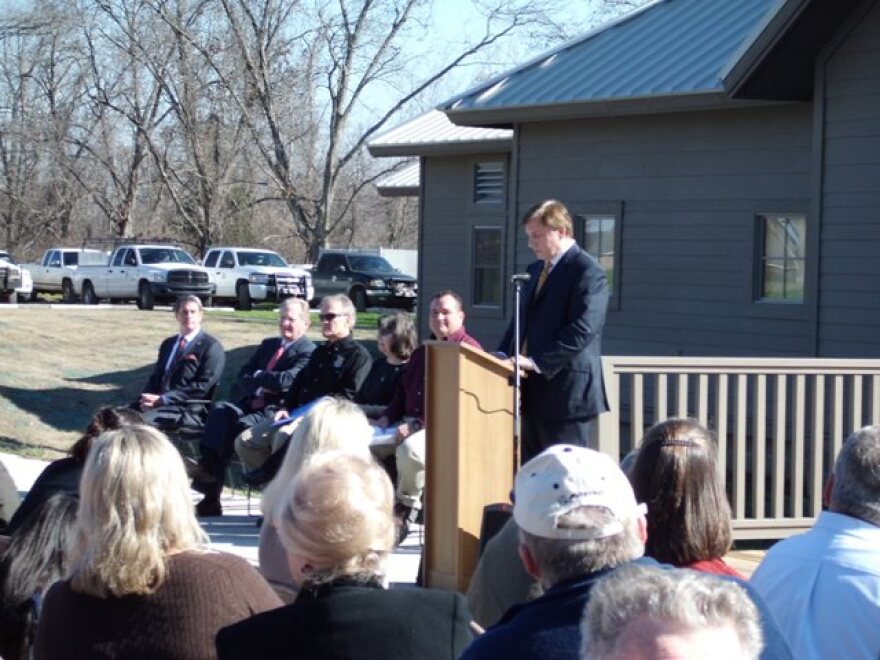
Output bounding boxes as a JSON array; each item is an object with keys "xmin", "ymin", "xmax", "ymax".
[
  {"xmin": 376, "ymin": 161, "xmax": 420, "ymax": 197},
  {"xmin": 442, "ymin": 0, "xmax": 783, "ymax": 121},
  {"xmin": 367, "ymin": 110, "xmax": 512, "ymax": 157}
]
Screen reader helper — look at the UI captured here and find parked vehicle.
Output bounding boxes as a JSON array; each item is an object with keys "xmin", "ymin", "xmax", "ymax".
[
  {"xmin": 0, "ymin": 251, "xmax": 32, "ymax": 303},
  {"xmin": 312, "ymin": 250, "xmax": 417, "ymax": 312},
  {"xmin": 23, "ymin": 248, "xmax": 109, "ymax": 302},
  {"xmin": 72, "ymin": 243, "xmax": 215, "ymax": 309},
  {"xmin": 202, "ymin": 247, "xmax": 314, "ymax": 311}
]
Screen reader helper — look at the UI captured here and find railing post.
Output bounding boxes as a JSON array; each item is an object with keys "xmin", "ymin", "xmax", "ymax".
[{"xmin": 597, "ymin": 357, "xmax": 620, "ymax": 460}]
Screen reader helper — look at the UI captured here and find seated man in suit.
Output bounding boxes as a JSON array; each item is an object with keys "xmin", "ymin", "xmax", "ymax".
[
  {"xmin": 234, "ymin": 294, "xmax": 372, "ymax": 483},
  {"xmin": 190, "ymin": 298, "xmax": 316, "ymax": 517},
  {"xmin": 134, "ymin": 295, "xmax": 225, "ymax": 430}
]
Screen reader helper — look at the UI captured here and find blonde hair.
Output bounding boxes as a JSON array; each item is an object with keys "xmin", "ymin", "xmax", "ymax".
[
  {"xmin": 67, "ymin": 425, "xmax": 207, "ymax": 597},
  {"xmin": 261, "ymin": 397, "xmax": 373, "ymax": 517},
  {"xmin": 279, "ymin": 297, "xmax": 309, "ymax": 320},
  {"xmin": 276, "ymin": 451, "xmax": 394, "ymax": 583},
  {"xmin": 523, "ymin": 199, "xmax": 574, "ymax": 237}
]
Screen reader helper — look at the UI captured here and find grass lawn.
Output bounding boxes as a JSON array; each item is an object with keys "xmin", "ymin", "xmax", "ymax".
[{"xmin": 0, "ymin": 305, "xmax": 383, "ymax": 459}]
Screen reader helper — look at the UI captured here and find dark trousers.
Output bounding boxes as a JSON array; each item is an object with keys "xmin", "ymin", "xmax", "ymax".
[
  {"xmin": 520, "ymin": 415, "xmax": 598, "ymax": 464},
  {"xmin": 200, "ymin": 403, "xmax": 269, "ymax": 490}
]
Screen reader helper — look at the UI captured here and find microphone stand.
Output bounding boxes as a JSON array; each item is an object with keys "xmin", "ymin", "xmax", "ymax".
[{"xmin": 512, "ymin": 276, "xmax": 526, "ymax": 469}]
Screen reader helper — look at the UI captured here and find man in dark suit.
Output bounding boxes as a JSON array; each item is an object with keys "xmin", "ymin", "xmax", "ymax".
[
  {"xmin": 190, "ymin": 297, "xmax": 316, "ymax": 516},
  {"xmin": 498, "ymin": 199, "xmax": 609, "ymax": 463},
  {"xmin": 135, "ymin": 294, "xmax": 226, "ymax": 430}
]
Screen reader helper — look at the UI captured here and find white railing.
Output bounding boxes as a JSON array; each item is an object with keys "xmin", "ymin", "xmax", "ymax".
[{"xmin": 596, "ymin": 356, "xmax": 880, "ymax": 539}]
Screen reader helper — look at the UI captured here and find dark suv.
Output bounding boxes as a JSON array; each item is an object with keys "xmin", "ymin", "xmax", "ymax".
[{"xmin": 312, "ymin": 251, "xmax": 417, "ymax": 312}]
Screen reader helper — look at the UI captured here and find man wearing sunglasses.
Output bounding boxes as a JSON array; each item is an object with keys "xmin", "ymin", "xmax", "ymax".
[{"xmin": 235, "ymin": 294, "xmax": 372, "ymax": 482}]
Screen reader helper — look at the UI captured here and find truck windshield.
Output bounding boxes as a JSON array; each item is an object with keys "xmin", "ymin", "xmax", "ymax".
[
  {"xmin": 348, "ymin": 256, "xmax": 395, "ymax": 273},
  {"xmin": 138, "ymin": 248, "xmax": 196, "ymax": 265},
  {"xmin": 237, "ymin": 251, "xmax": 287, "ymax": 267}
]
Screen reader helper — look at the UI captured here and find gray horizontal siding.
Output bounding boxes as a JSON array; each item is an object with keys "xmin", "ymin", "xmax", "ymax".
[
  {"xmin": 819, "ymin": 0, "xmax": 880, "ymax": 357},
  {"xmin": 513, "ymin": 104, "xmax": 813, "ymax": 358},
  {"xmin": 420, "ymin": 154, "xmax": 509, "ymax": 347}
]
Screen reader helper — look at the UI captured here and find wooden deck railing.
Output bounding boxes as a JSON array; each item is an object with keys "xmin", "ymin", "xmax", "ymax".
[{"xmin": 596, "ymin": 356, "xmax": 880, "ymax": 540}]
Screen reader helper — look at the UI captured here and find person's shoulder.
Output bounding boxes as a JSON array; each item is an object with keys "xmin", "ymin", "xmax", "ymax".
[
  {"xmin": 217, "ymin": 602, "xmax": 295, "ymax": 646},
  {"xmin": 171, "ymin": 549, "xmax": 263, "ymax": 583}
]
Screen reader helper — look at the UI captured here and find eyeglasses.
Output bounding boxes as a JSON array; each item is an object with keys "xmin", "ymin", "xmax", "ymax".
[{"xmin": 319, "ymin": 312, "xmax": 347, "ymax": 322}]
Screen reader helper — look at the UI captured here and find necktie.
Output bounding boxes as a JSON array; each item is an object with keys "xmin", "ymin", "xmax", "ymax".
[
  {"xmin": 535, "ymin": 260, "xmax": 551, "ymax": 296},
  {"xmin": 252, "ymin": 344, "xmax": 286, "ymax": 410},
  {"xmin": 522, "ymin": 261, "xmax": 551, "ymax": 356}
]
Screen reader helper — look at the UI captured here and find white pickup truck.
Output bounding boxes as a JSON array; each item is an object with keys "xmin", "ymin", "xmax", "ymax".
[
  {"xmin": 0, "ymin": 250, "xmax": 31, "ymax": 303},
  {"xmin": 23, "ymin": 248, "xmax": 109, "ymax": 302},
  {"xmin": 72, "ymin": 244, "xmax": 215, "ymax": 310},
  {"xmin": 202, "ymin": 247, "xmax": 314, "ymax": 310}
]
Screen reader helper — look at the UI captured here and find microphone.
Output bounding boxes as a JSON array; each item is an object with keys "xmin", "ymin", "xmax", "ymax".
[{"xmin": 511, "ymin": 273, "xmax": 531, "ymax": 284}]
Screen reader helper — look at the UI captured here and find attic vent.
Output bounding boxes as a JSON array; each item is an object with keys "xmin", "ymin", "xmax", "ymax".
[{"xmin": 474, "ymin": 161, "xmax": 504, "ymax": 205}]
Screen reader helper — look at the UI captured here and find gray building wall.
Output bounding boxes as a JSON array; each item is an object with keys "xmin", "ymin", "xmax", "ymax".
[
  {"xmin": 512, "ymin": 104, "xmax": 814, "ymax": 357},
  {"xmin": 419, "ymin": 153, "xmax": 510, "ymax": 347},
  {"xmin": 818, "ymin": 0, "xmax": 880, "ymax": 357}
]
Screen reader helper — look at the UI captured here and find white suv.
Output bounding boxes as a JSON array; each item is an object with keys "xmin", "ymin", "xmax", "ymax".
[{"xmin": 203, "ymin": 247, "xmax": 313, "ymax": 310}]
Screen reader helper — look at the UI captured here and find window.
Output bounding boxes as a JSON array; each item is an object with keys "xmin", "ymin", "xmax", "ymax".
[
  {"xmin": 204, "ymin": 251, "xmax": 219, "ymax": 268},
  {"xmin": 112, "ymin": 250, "xmax": 125, "ymax": 267},
  {"xmin": 220, "ymin": 251, "xmax": 235, "ymax": 268},
  {"xmin": 124, "ymin": 250, "xmax": 137, "ymax": 266},
  {"xmin": 758, "ymin": 214, "xmax": 805, "ymax": 302},
  {"xmin": 63, "ymin": 252, "xmax": 78, "ymax": 266},
  {"xmin": 473, "ymin": 161, "xmax": 504, "ymax": 205},
  {"xmin": 582, "ymin": 214, "xmax": 617, "ymax": 293},
  {"xmin": 472, "ymin": 227, "xmax": 503, "ymax": 307}
]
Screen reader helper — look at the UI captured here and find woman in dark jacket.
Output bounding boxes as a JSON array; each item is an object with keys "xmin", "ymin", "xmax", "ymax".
[
  {"xmin": 355, "ymin": 312, "xmax": 416, "ymax": 419},
  {"xmin": 218, "ymin": 451, "xmax": 473, "ymax": 660}
]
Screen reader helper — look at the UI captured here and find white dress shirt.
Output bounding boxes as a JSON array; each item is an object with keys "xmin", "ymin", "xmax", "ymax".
[{"xmin": 750, "ymin": 510, "xmax": 880, "ymax": 660}]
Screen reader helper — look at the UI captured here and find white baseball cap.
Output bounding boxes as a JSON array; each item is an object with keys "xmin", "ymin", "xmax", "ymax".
[{"xmin": 513, "ymin": 444, "xmax": 647, "ymax": 540}]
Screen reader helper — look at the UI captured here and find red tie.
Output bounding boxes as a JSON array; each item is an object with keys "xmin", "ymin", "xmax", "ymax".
[
  {"xmin": 252, "ymin": 345, "xmax": 285, "ymax": 410},
  {"xmin": 175, "ymin": 336, "xmax": 187, "ymax": 360}
]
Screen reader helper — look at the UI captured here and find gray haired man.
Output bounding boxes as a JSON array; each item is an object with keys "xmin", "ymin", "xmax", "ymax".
[{"xmin": 751, "ymin": 425, "xmax": 880, "ymax": 659}]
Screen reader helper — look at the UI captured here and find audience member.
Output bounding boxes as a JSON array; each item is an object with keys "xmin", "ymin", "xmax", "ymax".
[
  {"xmin": 466, "ymin": 448, "xmax": 638, "ymax": 629},
  {"xmin": 0, "ymin": 493, "xmax": 78, "ymax": 660},
  {"xmin": 33, "ymin": 425, "xmax": 280, "ymax": 660},
  {"xmin": 459, "ymin": 444, "xmax": 791, "ymax": 660},
  {"xmin": 234, "ymin": 294, "xmax": 371, "ymax": 481},
  {"xmin": 750, "ymin": 425, "xmax": 880, "ymax": 659},
  {"xmin": 581, "ymin": 563, "xmax": 763, "ymax": 660},
  {"xmin": 133, "ymin": 295, "xmax": 226, "ymax": 430},
  {"xmin": 355, "ymin": 312, "xmax": 416, "ymax": 419},
  {"xmin": 190, "ymin": 298, "xmax": 315, "ymax": 517},
  {"xmin": 216, "ymin": 452, "xmax": 473, "ymax": 659},
  {"xmin": 459, "ymin": 444, "xmax": 648, "ymax": 659},
  {"xmin": 629, "ymin": 418, "xmax": 743, "ymax": 577},
  {"xmin": 7, "ymin": 406, "xmax": 143, "ymax": 535},
  {"xmin": 257, "ymin": 397, "xmax": 374, "ymax": 599},
  {"xmin": 374, "ymin": 290, "xmax": 481, "ymax": 542}
]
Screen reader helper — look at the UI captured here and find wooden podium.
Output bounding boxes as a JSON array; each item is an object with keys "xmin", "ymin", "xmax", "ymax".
[{"xmin": 423, "ymin": 341, "xmax": 515, "ymax": 592}]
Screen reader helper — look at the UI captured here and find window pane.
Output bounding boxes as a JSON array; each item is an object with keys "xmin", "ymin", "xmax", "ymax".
[
  {"xmin": 784, "ymin": 259, "xmax": 805, "ymax": 300},
  {"xmin": 786, "ymin": 217, "xmax": 806, "ymax": 260},
  {"xmin": 764, "ymin": 217, "xmax": 787, "ymax": 258},
  {"xmin": 473, "ymin": 227, "xmax": 502, "ymax": 306},
  {"xmin": 474, "ymin": 228, "xmax": 501, "ymax": 265},
  {"xmin": 763, "ymin": 259, "xmax": 786, "ymax": 299}
]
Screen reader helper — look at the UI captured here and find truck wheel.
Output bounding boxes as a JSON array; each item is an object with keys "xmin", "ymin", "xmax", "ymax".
[
  {"xmin": 61, "ymin": 279, "xmax": 75, "ymax": 303},
  {"xmin": 236, "ymin": 282, "xmax": 252, "ymax": 311},
  {"xmin": 137, "ymin": 282, "xmax": 154, "ymax": 310},
  {"xmin": 82, "ymin": 282, "xmax": 97, "ymax": 306},
  {"xmin": 350, "ymin": 288, "xmax": 368, "ymax": 313}
]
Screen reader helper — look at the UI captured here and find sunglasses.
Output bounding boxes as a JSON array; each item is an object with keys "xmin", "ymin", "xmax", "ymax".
[{"xmin": 319, "ymin": 312, "xmax": 347, "ymax": 322}]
